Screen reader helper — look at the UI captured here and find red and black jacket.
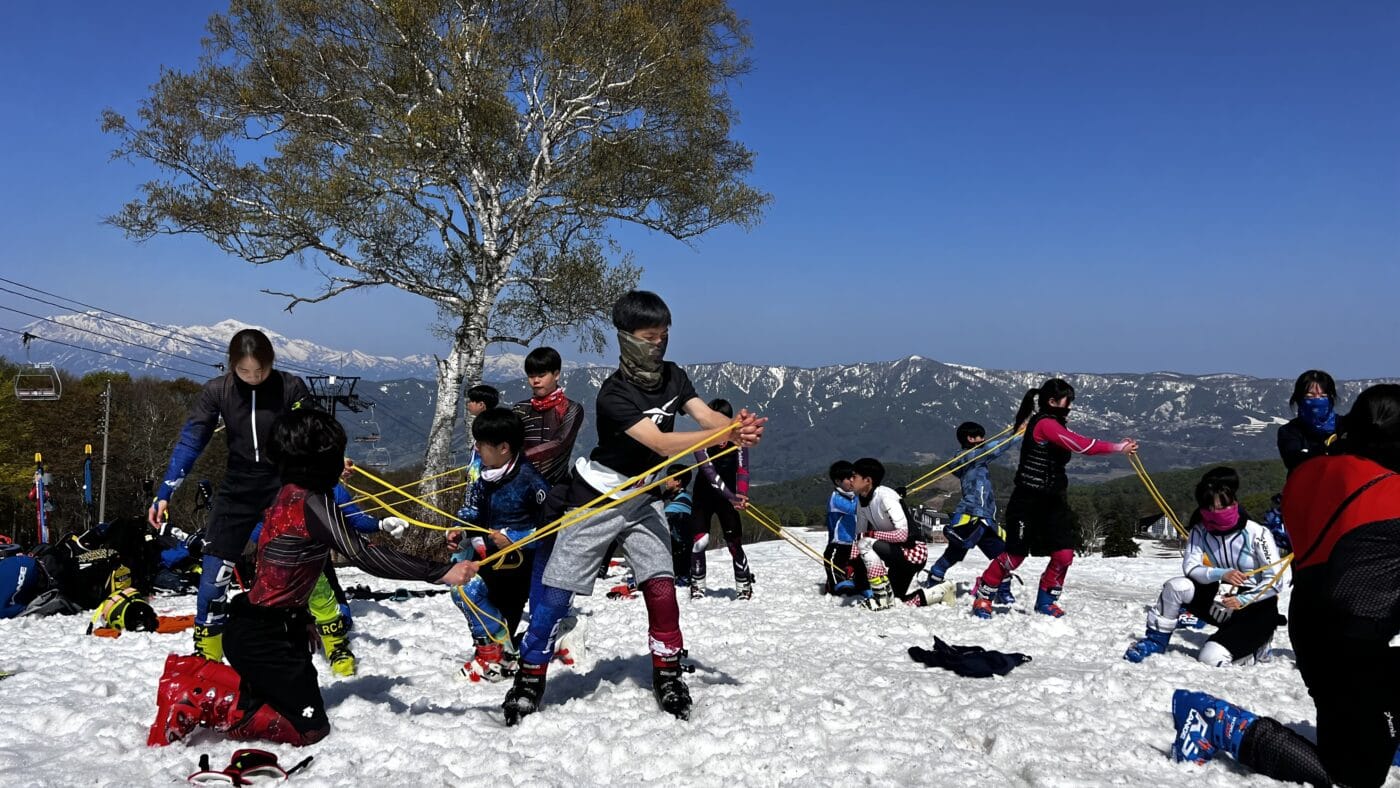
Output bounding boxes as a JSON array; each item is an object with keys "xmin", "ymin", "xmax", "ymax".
[
  {"xmin": 1283, "ymin": 455, "xmax": 1400, "ymax": 644},
  {"xmin": 248, "ymin": 484, "xmax": 452, "ymax": 609}
]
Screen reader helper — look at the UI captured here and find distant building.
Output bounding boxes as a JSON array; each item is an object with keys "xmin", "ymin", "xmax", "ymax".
[
  {"xmin": 1140, "ymin": 514, "xmax": 1178, "ymax": 541},
  {"xmin": 909, "ymin": 504, "xmax": 949, "ymax": 543}
]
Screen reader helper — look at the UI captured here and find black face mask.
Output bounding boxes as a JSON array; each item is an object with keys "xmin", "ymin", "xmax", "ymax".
[{"xmin": 1043, "ymin": 405, "xmax": 1071, "ymax": 422}]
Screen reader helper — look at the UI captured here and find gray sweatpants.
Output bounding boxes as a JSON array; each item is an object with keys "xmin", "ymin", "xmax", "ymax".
[{"xmin": 542, "ymin": 493, "xmax": 673, "ymax": 595}]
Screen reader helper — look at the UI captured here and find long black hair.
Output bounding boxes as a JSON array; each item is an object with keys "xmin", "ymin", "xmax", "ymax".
[
  {"xmin": 1014, "ymin": 378, "xmax": 1076, "ymax": 427},
  {"xmin": 228, "ymin": 329, "xmax": 275, "ymax": 371},
  {"xmin": 1341, "ymin": 384, "xmax": 1400, "ymax": 473}
]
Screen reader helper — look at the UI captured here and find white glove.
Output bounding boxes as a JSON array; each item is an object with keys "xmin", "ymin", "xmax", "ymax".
[{"xmin": 379, "ymin": 516, "xmax": 409, "ymax": 538}]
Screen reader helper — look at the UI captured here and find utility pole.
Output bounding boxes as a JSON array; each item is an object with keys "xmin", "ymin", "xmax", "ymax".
[{"xmin": 98, "ymin": 381, "xmax": 112, "ymax": 524}]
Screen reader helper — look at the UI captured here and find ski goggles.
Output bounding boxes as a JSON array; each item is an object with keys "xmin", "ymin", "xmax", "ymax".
[{"xmin": 187, "ymin": 750, "xmax": 313, "ymax": 785}]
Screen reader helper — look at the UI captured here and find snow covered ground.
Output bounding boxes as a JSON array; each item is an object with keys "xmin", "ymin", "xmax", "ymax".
[{"xmin": 1, "ymin": 533, "xmax": 1388, "ymax": 787}]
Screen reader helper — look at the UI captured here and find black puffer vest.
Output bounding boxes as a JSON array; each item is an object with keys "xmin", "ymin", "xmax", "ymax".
[{"xmin": 1013, "ymin": 413, "xmax": 1072, "ymax": 493}]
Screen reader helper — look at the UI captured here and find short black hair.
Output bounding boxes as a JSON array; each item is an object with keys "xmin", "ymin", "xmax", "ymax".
[
  {"xmin": 524, "ymin": 347, "xmax": 563, "ymax": 376},
  {"xmin": 955, "ymin": 421, "xmax": 986, "ymax": 449},
  {"xmin": 467, "ymin": 384, "xmax": 500, "ymax": 410},
  {"xmin": 471, "ymin": 408, "xmax": 525, "ymax": 454},
  {"xmin": 269, "ymin": 409, "xmax": 347, "ymax": 493},
  {"xmin": 851, "ymin": 457, "xmax": 886, "ymax": 486},
  {"xmin": 1290, "ymin": 370, "xmax": 1338, "ymax": 409},
  {"xmin": 666, "ymin": 463, "xmax": 693, "ymax": 488},
  {"xmin": 828, "ymin": 460, "xmax": 854, "ymax": 485},
  {"xmin": 1193, "ymin": 466, "xmax": 1240, "ymax": 510},
  {"xmin": 612, "ymin": 290, "xmax": 672, "ymax": 332},
  {"xmin": 708, "ymin": 398, "xmax": 734, "ymax": 419}
]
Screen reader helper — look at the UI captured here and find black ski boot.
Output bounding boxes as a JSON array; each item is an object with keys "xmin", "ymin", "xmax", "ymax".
[
  {"xmin": 652, "ymin": 653, "xmax": 695, "ymax": 721},
  {"xmin": 502, "ymin": 664, "xmax": 548, "ymax": 726}
]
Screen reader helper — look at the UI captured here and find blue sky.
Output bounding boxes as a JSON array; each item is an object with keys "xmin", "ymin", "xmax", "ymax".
[{"xmin": 1, "ymin": 1, "xmax": 1396, "ymax": 379}]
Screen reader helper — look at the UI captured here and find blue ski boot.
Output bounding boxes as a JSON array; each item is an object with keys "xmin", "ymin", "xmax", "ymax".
[
  {"xmin": 994, "ymin": 579, "xmax": 1015, "ymax": 605},
  {"xmin": 1034, "ymin": 587, "xmax": 1065, "ymax": 617},
  {"xmin": 1124, "ymin": 628, "xmax": 1171, "ymax": 663},
  {"xmin": 1170, "ymin": 689, "xmax": 1256, "ymax": 764}
]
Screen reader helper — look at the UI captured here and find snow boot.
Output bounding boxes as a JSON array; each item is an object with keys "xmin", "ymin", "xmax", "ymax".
[
  {"xmin": 862, "ymin": 577, "xmax": 893, "ymax": 611},
  {"xmin": 606, "ymin": 577, "xmax": 637, "ymax": 600},
  {"xmin": 1034, "ymin": 587, "xmax": 1065, "ymax": 618},
  {"xmin": 552, "ymin": 615, "xmax": 586, "ymax": 667},
  {"xmin": 689, "ymin": 577, "xmax": 706, "ymax": 600},
  {"xmin": 918, "ymin": 581, "xmax": 956, "ymax": 607},
  {"xmin": 502, "ymin": 664, "xmax": 548, "ymax": 726},
  {"xmin": 460, "ymin": 641, "xmax": 514, "ymax": 683},
  {"xmin": 192, "ymin": 624, "xmax": 224, "ymax": 662},
  {"xmin": 994, "ymin": 580, "xmax": 1015, "ymax": 605},
  {"xmin": 971, "ymin": 580, "xmax": 997, "ymax": 619},
  {"xmin": 147, "ymin": 655, "xmax": 242, "ymax": 746},
  {"xmin": 1124, "ymin": 628, "xmax": 1172, "ymax": 663},
  {"xmin": 316, "ymin": 619, "xmax": 356, "ymax": 677},
  {"xmin": 227, "ymin": 702, "xmax": 324, "ymax": 746},
  {"xmin": 1171, "ymin": 689, "xmax": 1257, "ymax": 764},
  {"xmin": 1177, "ymin": 611, "xmax": 1207, "ymax": 630},
  {"xmin": 652, "ymin": 654, "xmax": 693, "ymax": 721},
  {"xmin": 736, "ymin": 575, "xmax": 754, "ymax": 601}
]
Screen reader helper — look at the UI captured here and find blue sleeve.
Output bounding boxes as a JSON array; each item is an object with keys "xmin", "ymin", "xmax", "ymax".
[
  {"xmin": 335, "ymin": 484, "xmax": 381, "ymax": 534},
  {"xmin": 249, "ymin": 522, "xmax": 263, "ymax": 544},
  {"xmin": 157, "ymin": 382, "xmax": 222, "ymax": 502},
  {"xmin": 457, "ymin": 478, "xmax": 484, "ymax": 526},
  {"xmin": 975, "ymin": 435, "xmax": 1019, "ymax": 466},
  {"xmin": 503, "ymin": 471, "xmax": 550, "ymax": 545}
]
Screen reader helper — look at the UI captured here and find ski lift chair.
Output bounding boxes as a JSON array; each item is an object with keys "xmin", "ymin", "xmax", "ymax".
[
  {"xmin": 15, "ymin": 363, "xmax": 61, "ymax": 401},
  {"xmin": 365, "ymin": 447, "xmax": 390, "ymax": 469},
  {"xmin": 355, "ymin": 406, "xmax": 382, "ymax": 443}
]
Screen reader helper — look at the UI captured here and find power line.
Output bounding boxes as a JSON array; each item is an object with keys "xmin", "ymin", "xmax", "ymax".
[
  {"xmin": 0, "ymin": 280, "xmax": 229, "ymax": 362},
  {"xmin": 0, "ymin": 325, "xmax": 212, "ymax": 379},
  {"xmin": 0, "ymin": 303, "xmax": 224, "ymax": 372}
]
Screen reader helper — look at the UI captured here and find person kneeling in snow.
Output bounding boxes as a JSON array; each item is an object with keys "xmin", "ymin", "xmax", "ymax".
[
  {"xmin": 1169, "ymin": 384, "xmax": 1400, "ymax": 787},
  {"xmin": 851, "ymin": 459, "xmax": 929, "ymax": 610},
  {"xmin": 1124, "ymin": 467, "xmax": 1284, "ymax": 665},
  {"xmin": 148, "ymin": 409, "xmax": 476, "ymax": 747}
]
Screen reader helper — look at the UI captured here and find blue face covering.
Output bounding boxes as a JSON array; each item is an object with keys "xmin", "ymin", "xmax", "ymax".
[{"xmin": 1299, "ymin": 397, "xmax": 1336, "ymax": 434}]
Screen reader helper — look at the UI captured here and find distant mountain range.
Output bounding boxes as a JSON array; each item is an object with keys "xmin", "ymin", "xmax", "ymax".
[{"xmin": 7, "ymin": 313, "xmax": 1394, "ymax": 481}]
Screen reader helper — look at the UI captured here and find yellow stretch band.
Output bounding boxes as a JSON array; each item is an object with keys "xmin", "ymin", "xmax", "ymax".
[
  {"xmin": 905, "ymin": 429, "xmax": 1024, "ymax": 498},
  {"xmin": 486, "ymin": 432, "xmax": 740, "ymax": 568}
]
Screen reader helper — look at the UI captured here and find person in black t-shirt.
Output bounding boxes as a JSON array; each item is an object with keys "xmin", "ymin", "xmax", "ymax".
[{"xmin": 502, "ymin": 291, "xmax": 766, "ymax": 725}]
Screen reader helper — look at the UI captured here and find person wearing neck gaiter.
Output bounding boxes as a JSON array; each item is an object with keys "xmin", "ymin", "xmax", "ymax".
[
  {"xmin": 502, "ymin": 290, "xmax": 766, "ymax": 725},
  {"xmin": 1278, "ymin": 369, "xmax": 1341, "ymax": 475},
  {"xmin": 1124, "ymin": 467, "xmax": 1283, "ymax": 666},
  {"xmin": 971, "ymin": 378, "xmax": 1138, "ymax": 619},
  {"xmin": 512, "ymin": 347, "xmax": 585, "ymax": 487},
  {"xmin": 1169, "ymin": 384, "xmax": 1400, "ymax": 787}
]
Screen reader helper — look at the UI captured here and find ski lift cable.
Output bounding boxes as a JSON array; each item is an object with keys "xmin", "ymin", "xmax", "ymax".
[
  {"xmin": 0, "ymin": 303, "xmax": 224, "ymax": 372},
  {"xmin": 0, "ymin": 280, "xmax": 230, "ymax": 361},
  {"xmin": 0, "ymin": 277, "xmax": 336, "ymax": 378},
  {"xmin": 0, "ymin": 325, "xmax": 212, "ymax": 379}
]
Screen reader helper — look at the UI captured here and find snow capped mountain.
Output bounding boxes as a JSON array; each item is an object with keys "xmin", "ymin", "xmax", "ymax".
[
  {"xmin": 7, "ymin": 314, "xmax": 1394, "ymax": 481},
  {"xmin": 1, "ymin": 312, "xmax": 572, "ymax": 381}
]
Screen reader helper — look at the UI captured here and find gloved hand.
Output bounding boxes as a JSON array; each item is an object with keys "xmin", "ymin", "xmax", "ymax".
[{"xmin": 379, "ymin": 516, "xmax": 409, "ymax": 538}]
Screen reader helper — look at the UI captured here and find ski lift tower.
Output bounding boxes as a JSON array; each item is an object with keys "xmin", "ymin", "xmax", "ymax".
[{"xmin": 305, "ymin": 376, "xmax": 369, "ymax": 417}]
